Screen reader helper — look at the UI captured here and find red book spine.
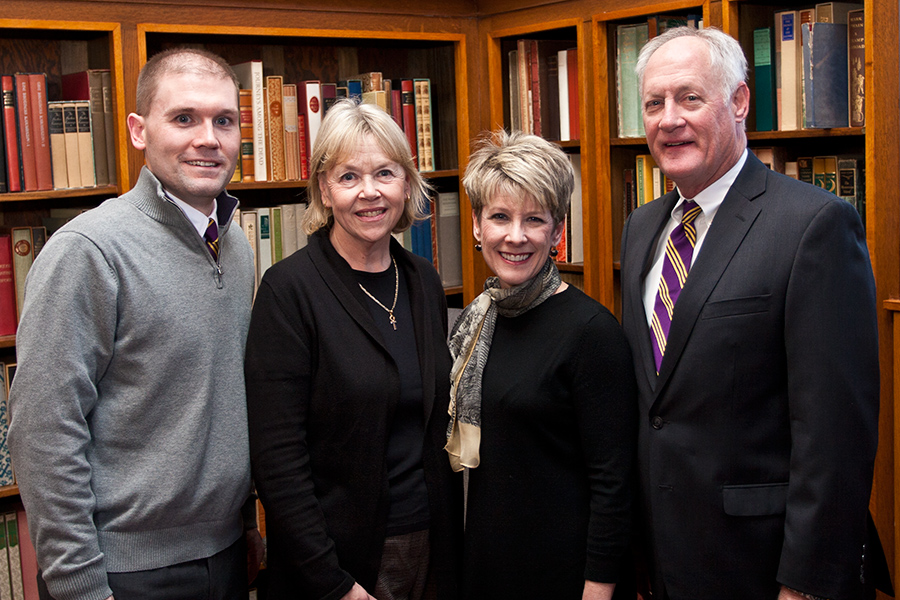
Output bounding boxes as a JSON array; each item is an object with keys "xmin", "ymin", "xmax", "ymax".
[
  {"xmin": 567, "ymin": 49, "xmax": 580, "ymax": 140},
  {"xmin": 298, "ymin": 113, "xmax": 309, "ymax": 180},
  {"xmin": 528, "ymin": 40, "xmax": 542, "ymax": 137},
  {"xmin": 1, "ymin": 77, "xmax": 21, "ymax": 193},
  {"xmin": 390, "ymin": 88, "xmax": 402, "ymax": 129},
  {"xmin": 14, "ymin": 74, "xmax": 37, "ymax": 191},
  {"xmin": 17, "ymin": 509, "xmax": 39, "ymax": 600},
  {"xmin": 29, "ymin": 74, "xmax": 52, "ymax": 190},
  {"xmin": 0, "ymin": 236, "xmax": 17, "ymax": 336},
  {"xmin": 401, "ymin": 80, "xmax": 418, "ymax": 168}
]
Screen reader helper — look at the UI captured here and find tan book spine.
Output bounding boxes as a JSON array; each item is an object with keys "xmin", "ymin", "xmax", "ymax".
[
  {"xmin": 62, "ymin": 102, "xmax": 81, "ymax": 188},
  {"xmin": 282, "ymin": 84, "xmax": 300, "ymax": 181},
  {"xmin": 47, "ymin": 101, "xmax": 68, "ymax": 189},
  {"xmin": 239, "ymin": 89, "xmax": 255, "ymax": 182},
  {"xmin": 266, "ymin": 76, "xmax": 285, "ymax": 181},
  {"xmin": 74, "ymin": 101, "xmax": 95, "ymax": 187},
  {"xmin": 10, "ymin": 228, "xmax": 33, "ymax": 322}
]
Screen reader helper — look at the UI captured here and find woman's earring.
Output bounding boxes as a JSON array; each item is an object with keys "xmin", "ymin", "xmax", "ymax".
[
  {"xmin": 550, "ymin": 247, "xmax": 558, "ymax": 258},
  {"xmin": 475, "ymin": 243, "xmax": 482, "ymax": 252}
]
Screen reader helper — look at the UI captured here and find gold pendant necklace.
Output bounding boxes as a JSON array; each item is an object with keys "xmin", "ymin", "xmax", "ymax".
[{"xmin": 358, "ymin": 255, "xmax": 399, "ymax": 331}]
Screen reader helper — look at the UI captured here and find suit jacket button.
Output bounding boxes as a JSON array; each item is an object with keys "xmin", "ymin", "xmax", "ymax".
[{"xmin": 651, "ymin": 416, "xmax": 664, "ymax": 430}]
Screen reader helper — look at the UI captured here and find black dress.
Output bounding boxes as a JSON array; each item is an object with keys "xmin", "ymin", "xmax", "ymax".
[{"xmin": 462, "ymin": 286, "xmax": 637, "ymax": 599}]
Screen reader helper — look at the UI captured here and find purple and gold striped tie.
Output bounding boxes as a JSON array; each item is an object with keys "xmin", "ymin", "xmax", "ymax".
[
  {"xmin": 204, "ymin": 217, "xmax": 219, "ymax": 262},
  {"xmin": 651, "ymin": 200, "xmax": 701, "ymax": 373}
]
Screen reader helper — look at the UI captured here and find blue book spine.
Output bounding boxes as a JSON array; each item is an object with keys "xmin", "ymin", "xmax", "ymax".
[{"xmin": 802, "ymin": 22, "xmax": 849, "ymax": 128}]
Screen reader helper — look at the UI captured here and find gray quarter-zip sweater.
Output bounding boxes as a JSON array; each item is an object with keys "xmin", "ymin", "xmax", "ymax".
[{"xmin": 8, "ymin": 167, "xmax": 256, "ymax": 600}]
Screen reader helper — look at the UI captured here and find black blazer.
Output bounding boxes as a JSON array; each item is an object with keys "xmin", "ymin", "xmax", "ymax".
[
  {"xmin": 245, "ymin": 229, "xmax": 462, "ymax": 600},
  {"xmin": 620, "ymin": 153, "xmax": 884, "ymax": 600}
]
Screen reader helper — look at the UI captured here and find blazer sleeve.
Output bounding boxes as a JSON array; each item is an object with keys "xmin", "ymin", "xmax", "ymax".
[
  {"xmin": 245, "ymin": 273, "xmax": 355, "ymax": 600},
  {"xmin": 777, "ymin": 198, "xmax": 879, "ymax": 599}
]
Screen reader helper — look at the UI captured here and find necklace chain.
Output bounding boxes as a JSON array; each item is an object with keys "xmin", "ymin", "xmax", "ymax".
[{"xmin": 358, "ymin": 256, "xmax": 399, "ymax": 331}]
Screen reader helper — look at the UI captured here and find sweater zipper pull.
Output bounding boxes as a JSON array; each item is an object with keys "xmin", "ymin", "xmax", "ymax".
[{"xmin": 214, "ymin": 263, "xmax": 223, "ymax": 289}]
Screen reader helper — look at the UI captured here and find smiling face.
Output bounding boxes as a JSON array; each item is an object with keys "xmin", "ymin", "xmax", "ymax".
[
  {"xmin": 319, "ymin": 133, "xmax": 410, "ymax": 258},
  {"xmin": 474, "ymin": 192, "xmax": 563, "ymax": 289},
  {"xmin": 641, "ymin": 36, "xmax": 749, "ymax": 199},
  {"xmin": 127, "ymin": 71, "xmax": 240, "ymax": 214}
]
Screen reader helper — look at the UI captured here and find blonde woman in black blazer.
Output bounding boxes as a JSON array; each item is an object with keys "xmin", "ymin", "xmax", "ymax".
[{"xmin": 245, "ymin": 100, "xmax": 461, "ymax": 600}]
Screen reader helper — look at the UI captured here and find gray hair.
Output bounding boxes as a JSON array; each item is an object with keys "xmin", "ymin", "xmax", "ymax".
[
  {"xmin": 303, "ymin": 99, "xmax": 430, "ymax": 235},
  {"xmin": 462, "ymin": 130, "xmax": 573, "ymax": 226},
  {"xmin": 636, "ymin": 26, "xmax": 748, "ymax": 106}
]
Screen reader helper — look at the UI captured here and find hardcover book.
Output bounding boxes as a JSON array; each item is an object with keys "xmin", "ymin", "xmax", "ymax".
[
  {"xmin": 61, "ymin": 69, "xmax": 110, "ymax": 185},
  {"xmin": 753, "ymin": 28, "xmax": 777, "ymax": 132},
  {"xmin": 239, "ymin": 89, "xmax": 255, "ymax": 182},
  {"xmin": 62, "ymin": 102, "xmax": 81, "ymax": 188},
  {"xmin": 0, "ymin": 236, "xmax": 16, "ymax": 337},
  {"xmin": 47, "ymin": 101, "xmax": 68, "ymax": 189},
  {"xmin": 27, "ymin": 73, "xmax": 52, "ymax": 191},
  {"xmin": 435, "ymin": 191, "xmax": 462, "ymax": 288},
  {"xmin": 13, "ymin": 74, "xmax": 37, "ymax": 191},
  {"xmin": 265, "ymin": 76, "xmax": 286, "ymax": 181},
  {"xmin": 775, "ymin": 10, "xmax": 802, "ymax": 130},
  {"xmin": 1, "ymin": 77, "xmax": 20, "ymax": 193},
  {"xmin": 233, "ymin": 61, "xmax": 268, "ymax": 182},
  {"xmin": 74, "ymin": 100, "xmax": 96, "ymax": 187},
  {"xmin": 848, "ymin": 8, "xmax": 865, "ymax": 127},
  {"xmin": 801, "ymin": 22, "xmax": 849, "ymax": 128}
]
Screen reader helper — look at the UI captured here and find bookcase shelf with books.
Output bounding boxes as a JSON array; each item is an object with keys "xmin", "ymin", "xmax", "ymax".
[
  {"xmin": 136, "ymin": 23, "xmax": 470, "ymax": 298},
  {"xmin": 484, "ymin": 19, "xmax": 590, "ymax": 294},
  {"xmin": 591, "ymin": 1, "xmax": 708, "ymax": 313}
]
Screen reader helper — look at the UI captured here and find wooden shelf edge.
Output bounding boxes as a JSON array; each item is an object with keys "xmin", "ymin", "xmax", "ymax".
[
  {"xmin": 883, "ymin": 299, "xmax": 900, "ymax": 312},
  {"xmin": 0, "ymin": 185, "xmax": 119, "ymax": 204},
  {"xmin": 0, "ymin": 485, "xmax": 18, "ymax": 499},
  {"xmin": 0, "ymin": 336, "xmax": 14, "ymax": 349}
]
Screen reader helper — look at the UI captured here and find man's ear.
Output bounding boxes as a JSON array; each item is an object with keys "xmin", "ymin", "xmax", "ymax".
[{"xmin": 127, "ymin": 113, "xmax": 147, "ymax": 151}]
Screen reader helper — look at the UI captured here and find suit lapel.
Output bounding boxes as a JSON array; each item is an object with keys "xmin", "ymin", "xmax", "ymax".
[{"xmin": 652, "ymin": 154, "xmax": 768, "ymax": 400}]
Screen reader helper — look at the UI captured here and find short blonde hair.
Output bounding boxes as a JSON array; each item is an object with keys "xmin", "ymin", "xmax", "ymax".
[
  {"xmin": 303, "ymin": 99, "xmax": 431, "ymax": 235},
  {"xmin": 462, "ymin": 130, "xmax": 573, "ymax": 225}
]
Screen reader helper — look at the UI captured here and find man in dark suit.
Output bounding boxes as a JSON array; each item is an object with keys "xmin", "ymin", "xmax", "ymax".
[{"xmin": 620, "ymin": 26, "xmax": 889, "ymax": 600}]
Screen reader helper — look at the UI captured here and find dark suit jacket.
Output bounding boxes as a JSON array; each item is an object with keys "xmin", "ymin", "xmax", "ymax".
[
  {"xmin": 245, "ymin": 229, "xmax": 462, "ymax": 600},
  {"xmin": 620, "ymin": 153, "xmax": 883, "ymax": 600}
]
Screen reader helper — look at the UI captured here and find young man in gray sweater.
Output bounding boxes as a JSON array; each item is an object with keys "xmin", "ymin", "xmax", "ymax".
[{"xmin": 8, "ymin": 48, "xmax": 262, "ymax": 600}]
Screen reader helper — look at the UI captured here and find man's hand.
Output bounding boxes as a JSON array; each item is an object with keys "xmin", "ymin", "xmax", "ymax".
[
  {"xmin": 246, "ymin": 528, "xmax": 265, "ymax": 584},
  {"xmin": 340, "ymin": 582, "xmax": 376, "ymax": 600},
  {"xmin": 582, "ymin": 580, "xmax": 615, "ymax": 600}
]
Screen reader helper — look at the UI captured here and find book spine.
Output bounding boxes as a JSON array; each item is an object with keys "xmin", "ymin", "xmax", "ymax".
[
  {"xmin": 557, "ymin": 49, "xmax": 569, "ymax": 141},
  {"xmin": 47, "ymin": 102, "xmax": 68, "ymax": 189},
  {"xmin": 298, "ymin": 113, "xmax": 309, "ymax": 181},
  {"xmin": 266, "ymin": 76, "xmax": 286, "ymax": 181},
  {"xmin": 74, "ymin": 101, "xmax": 95, "ymax": 187},
  {"xmin": 400, "ymin": 80, "xmax": 418, "ymax": 168},
  {"xmin": 528, "ymin": 39, "xmax": 542, "ymax": 138},
  {"xmin": 5, "ymin": 514, "xmax": 22, "ymax": 600},
  {"xmin": 100, "ymin": 71, "xmax": 116, "ymax": 185},
  {"xmin": 27, "ymin": 75, "xmax": 52, "ymax": 191},
  {"xmin": 616, "ymin": 25, "xmax": 640, "ymax": 138},
  {"xmin": 10, "ymin": 228, "xmax": 33, "ymax": 322},
  {"xmin": 62, "ymin": 103, "xmax": 81, "ymax": 188},
  {"xmin": 300, "ymin": 82, "xmax": 323, "ymax": 174},
  {"xmin": 414, "ymin": 79, "xmax": 434, "ymax": 172},
  {"xmin": 1, "ymin": 78, "xmax": 20, "ymax": 193},
  {"xmin": 435, "ymin": 192, "xmax": 462, "ymax": 287},
  {"xmin": 239, "ymin": 89, "xmax": 255, "ymax": 183},
  {"xmin": 516, "ymin": 39, "xmax": 531, "ymax": 134},
  {"xmin": 15, "ymin": 510, "xmax": 37, "ymax": 600},
  {"xmin": 282, "ymin": 84, "xmax": 300, "ymax": 181},
  {"xmin": 777, "ymin": 11, "xmax": 801, "ymax": 130},
  {"xmin": 848, "ymin": 9, "xmax": 865, "ymax": 127},
  {"xmin": 0, "ymin": 237, "xmax": 13, "ymax": 339},
  {"xmin": 567, "ymin": 49, "xmax": 580, "ymax": 140},
  {"xmin": 14, "ymin": 75, "xmax": 37, "ymax": 191},
  {"xmin": 79, "ymin": 72, "xmax": 109, "ymax": 185},
  {"xmin": 753, "ymin": 28, "xmax": 777, "ymax": 132}
]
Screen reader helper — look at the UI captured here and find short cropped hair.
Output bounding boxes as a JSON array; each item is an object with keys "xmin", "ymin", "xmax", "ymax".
[
  {"xmin": 462, "ymin": 130, "xmax": 574, "ymax": 226},
  {"xmin": 136, "ymin": 48, "xmax": 240, "ymax": 116},
  {"xmin": 304, "ymin": 99, "xmax": 430, "ymax": 235},
  {"xmin": 636, "ymin": 26, "xmax": 748, "ymax": 106}
]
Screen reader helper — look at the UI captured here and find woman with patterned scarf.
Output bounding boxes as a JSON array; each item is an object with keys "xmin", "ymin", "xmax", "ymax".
[{"xmin": 448, "ymin": 130, "xmax": 637, "ymax": 600}]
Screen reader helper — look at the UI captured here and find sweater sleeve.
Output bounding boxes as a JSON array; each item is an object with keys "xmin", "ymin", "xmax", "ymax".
[
  {"xmin": 7, "ymin": 232, "xmax": 117, "ymax": 600},
  {"xmin": 245, "ymin": 273, "xmax": 355, "ymax": 600},
  {"xmin": 574, "ymin": 309, "xmax": 638, "ymax": 584}
]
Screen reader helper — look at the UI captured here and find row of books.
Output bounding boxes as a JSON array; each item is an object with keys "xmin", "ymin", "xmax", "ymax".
[
  {"xmin": 392, "ymin": 191, "xmax": 464, "ymax": 288},
  {"xmin": 232, "ymin": 61, "xmax": 437, "ymax": 185},
  {"xmin": 1, "ymin": 70, "xmax": 116, "ymax": 194},
  {"xmin": 751, "ymin": 147, "xmax": 865, "ymax": 224},
  {"xmin": 0, "ymin": 358, "xmax": 37, "ymax": 600},
  {"xmin": 554, "ymin": 154, "xmax": 584, "ymax": 263},
  {"xmin": 759, "ymin": 3, "xmax": 864, "ymax": 131},
  {"xmin": 0, "ymin": 228, "xmax": 47, "ymax": 338},
  {"xmin": 615, "ymin": 14, "xmax": 703, "ymax": 138},
  {"xmin": 234, "ymin": 204, "xmax": 309, "ymax": 288},
  {"xmin": 508, "ymin": 41, "xmax": 581, "ymax": 142},
  {"xmin": 623, "ymin": 150, "xmax": 865, "ymax": 228}
]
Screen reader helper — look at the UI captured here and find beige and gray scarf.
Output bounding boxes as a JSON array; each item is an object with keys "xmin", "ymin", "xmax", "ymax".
[{"xmin": 445, "ymin": 257, "xmax": 562, "ymax": 472}]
